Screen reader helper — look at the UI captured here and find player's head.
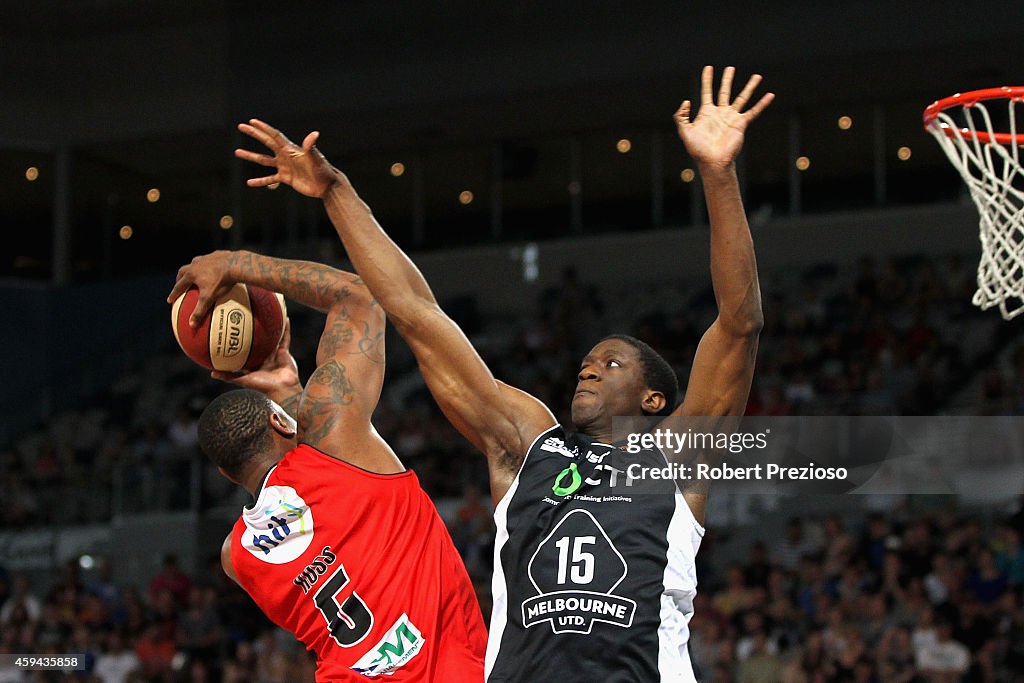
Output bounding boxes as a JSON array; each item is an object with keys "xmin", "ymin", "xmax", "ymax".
[
  {"xmin": 198, "ymin": 389, "xmax": 297, "ymax": 485},
  {"xmin": 571, "ymin": 334, "xmax": 678, "ymax": 433}
]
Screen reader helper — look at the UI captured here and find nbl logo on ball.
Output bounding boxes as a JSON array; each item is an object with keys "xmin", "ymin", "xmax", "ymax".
[
  {"xmin": 214, "ymin": 304, "xmax": 249, "ymax": 359},
  {"xmin": 224, "ymin": 309, "xmax": 245, "ymax": 356},
  {"xmin": 171, "ymin": 283, "xmax": 286, "ymax": 373}
]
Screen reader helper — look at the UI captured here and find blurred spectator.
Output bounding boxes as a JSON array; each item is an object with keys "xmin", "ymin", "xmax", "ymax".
[
  {"xmin": 712, "ymin": 565, "xmax": 753, "ymax": 619},
  {"xmin": 0, "ymin": 641, "xmax": 23, "ymax": 683},
  {"xmin": 743, "ymin": 540, "xmax": 772, "ymax": 590},
  {"xmin": 915, "ymin": 619, "xmax": 969, "ymax": 681},
  {"xmin": 135, "ymin": 621, "xmax": 177, "ymax": 681},
  {"xmin": 774, "ymin": 518, "xmax": 820, "ymax": 572},
  {"xmin": 8, "ymin": 474, "xmax": 41, "ymax": 526},
  {"xmin": 784, "ymin": 628, "xmax": 833, "ymax": 682},
  {"xmin": 88, "ymin": 560, "xmax": 122, "ymax": 612},
  {"xmin": 167, "ymin": 407, "xmax": 198, "ymax": 451},
  {"xmin": 0, "ymin": 574, "xmax": 41, "ymax": 624},
  {"xmin": 994, "ymin": 523, "xmax": 1024, "ymax": 585},
  {"xmin": 93, "ymin": 630, "xmax": 139, "ymax": 683},
  {"xmin": 821, "ymin": 515, "xmax": 854, "ymax": 579},
  {"xmin": 967, "ymin": 548, "xmax": 1008, "ymax": 605},
  {"xmin": 874, "ymin": 625, "xmax": 915, "ymax": 683},
  {"xmin": 737, "ymin": 631, "xmax": 784, "ymax": 682},
  {"xmin": 222, "ymin": 641, "xmax": 258, "ymax": 683},
  {"xmin": 858, "ymin": 513, "xmax": 894, "ymax": 571},
  {"xmin": 148, "ymin": 555, "xmax": 192, "ymax": 607},
  {"xmin": 176, "ymin": 587, "xmax": 223, "ymax": 665},
  {"xmin": 0, "ymin": 565, "xmax": 9, "ymax": 619},
  {"xmin": 253, "ymin": 631, "xmax": 291, "ymax": 683},
  {"xmin": 451, "ymin": 485, "xmax": 494, "ymax": 581}
]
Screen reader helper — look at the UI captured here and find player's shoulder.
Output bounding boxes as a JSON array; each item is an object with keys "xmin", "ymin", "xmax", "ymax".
[
  {"xmin": 528, "ymin": 423, "xmax": 573, "ymax": 453},
  {"xmin": 265, "ymin": 443, "xmax": 319, "ymax": 479},
  {"xmin": 528, "ymin": 424, "xmax": 612, "ymax": 463}
]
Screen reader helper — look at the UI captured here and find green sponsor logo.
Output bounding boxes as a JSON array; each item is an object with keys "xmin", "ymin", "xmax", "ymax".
[
  {"xmin": 350, "ymin": 613, "xmax": 423, "ymax": 676},
  {"xmin": 553, "ymin": 462, "xmax": 582, "ymax": 496}
]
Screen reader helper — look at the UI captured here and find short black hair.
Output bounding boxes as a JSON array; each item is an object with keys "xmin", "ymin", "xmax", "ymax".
[
  {"xmin": 197, "ymin": 389, "xmax": 273, "ymax": 478},
  {"xmin": 601, "ymin": 334, "xmax": 679, "ymax": 416}
]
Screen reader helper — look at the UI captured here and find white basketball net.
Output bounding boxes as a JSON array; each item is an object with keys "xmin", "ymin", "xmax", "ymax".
[{"xmin": 926, "ymin": 96, "xmax": 1024, "ymax": 319}]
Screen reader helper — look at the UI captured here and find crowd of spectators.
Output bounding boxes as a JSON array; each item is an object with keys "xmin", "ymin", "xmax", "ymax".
[
  {"xmin": 1, "ymin": 249, "xmax": 1022, "ymax": 680},
  {"xmin": 690, "ymin": 502, "xmax": 1024, "ymax": 681},
  {"xmin": 1, "ymin": 500, "xmax": 1021, "ymax": 682},
  {"xmin": 1, "ymin": 251, "xmax": 1018, "ymax": 526},
  {"xmin": 0, "ymin": 553, "xmax": 315, "ymax": 683}
]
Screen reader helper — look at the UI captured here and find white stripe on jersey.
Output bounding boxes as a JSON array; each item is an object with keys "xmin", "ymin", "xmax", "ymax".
[
  {"xmin": 485, "ymin": 425, "xmax": 559, "ymax": 680},
  {"xmin": 485, "ymin": 475, "xmax": 517, "ymax": 680},
  {"xmin": 656, "ymin": 452, "xmax": 705, "ymax": 681}
]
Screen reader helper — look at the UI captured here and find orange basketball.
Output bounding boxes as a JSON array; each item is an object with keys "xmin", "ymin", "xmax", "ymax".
[{"xmin": 171, "ymin": 284, "xmax": 287, "ymax": 372}]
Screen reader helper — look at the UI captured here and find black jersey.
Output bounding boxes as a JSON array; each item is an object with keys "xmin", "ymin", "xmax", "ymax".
[{"xmin": 485, "ymin": 425, "xmax": 704, "ymax": 682}]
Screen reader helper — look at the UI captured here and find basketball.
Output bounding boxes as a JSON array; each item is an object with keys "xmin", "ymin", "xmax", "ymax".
[{"xmin": 171, "ymin": 283, "xmax": 287, "ymax": 372}]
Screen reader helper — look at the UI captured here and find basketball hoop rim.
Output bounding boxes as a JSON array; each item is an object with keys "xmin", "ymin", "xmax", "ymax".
[{"xmin": 923, "ymin": 86, "xmax": 1024, "ymax": 145}]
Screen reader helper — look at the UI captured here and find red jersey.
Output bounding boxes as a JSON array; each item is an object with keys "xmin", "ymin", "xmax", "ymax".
[{"xmin": 230, "ymin": 444, "xmax": 486, "ymax": 681}]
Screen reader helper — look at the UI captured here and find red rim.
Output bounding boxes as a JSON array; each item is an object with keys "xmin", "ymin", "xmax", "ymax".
[{"xmin": 923, "ymin": 86, "xmax": 1024, "ymax": 144}]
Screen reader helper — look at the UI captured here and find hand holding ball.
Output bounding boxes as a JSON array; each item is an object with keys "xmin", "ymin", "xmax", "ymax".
[{"xmin": 171, "ymin": 284, "xmax": 287, "ymax": 372}]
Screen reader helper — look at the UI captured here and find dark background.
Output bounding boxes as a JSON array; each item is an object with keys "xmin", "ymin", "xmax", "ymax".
[{"xmin": 2, "ymin": 0, "xmax": 1021, "ymax": 280}]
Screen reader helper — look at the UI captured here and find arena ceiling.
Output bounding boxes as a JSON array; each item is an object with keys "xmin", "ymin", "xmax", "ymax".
[{"xmin": 1, "ymin": 0, "xmax": 1022, "ymax": 279}]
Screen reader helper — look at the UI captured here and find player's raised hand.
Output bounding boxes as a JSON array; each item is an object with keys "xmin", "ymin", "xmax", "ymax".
[
  {"xmin": 674, "ymin": 66, "xmax": 774, "ymax": 170},
  {"xmin": 211, "ymin": 318, "xmax": 302, "ymax": 395},
  {"xmin": 166, "ymin": 250, "xmax": 236, "ymax": 327},
  {"xmin": 236, "ymin": 119, "xmax": 341, "ymax": 198}
]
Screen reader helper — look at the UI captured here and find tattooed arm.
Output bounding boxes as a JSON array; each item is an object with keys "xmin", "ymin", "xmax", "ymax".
[
  {"xmin": 298, "ymin": 275, "xmax": 402, "ymax": 473},
  {"xmin": 167, "ymin": 250, "xmax": 365, "ymax": 322}
]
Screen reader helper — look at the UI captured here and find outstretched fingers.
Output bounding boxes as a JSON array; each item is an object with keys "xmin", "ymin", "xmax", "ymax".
[
  {"xmin": 301, "ymin": 131, "xmax": 320, "ymax": 152},
  {"xmin": 234, "ymin": 148, "xmax": 276, "ymax": 167},
  {"xmin": 700, "ymin": 65, "xmax": 714, "ymax": 107},
  {"xmin": 246, "ymin": 173, "xmax": 282, "ymax": 188},
  {"xmin": 717, "ymin": 66, "xmax": 736, "ymax": 106},
  {"xmin": 237, "ymin": 122, "xmax": 277, "ymax": 150},
  {"xmin": 743, "ymin": 91, "xmax": 775, "ymax": 121},
  {"xmin": 247, "ymin": 118, "xmax": 293, "ymax": 147},
  {"xmin": 732, "ymin": 73, "xmax": 762, "ymax": 111},
  {"xmin": 675, "ymin": 100, "xmax": 692, "ymax": 125}
]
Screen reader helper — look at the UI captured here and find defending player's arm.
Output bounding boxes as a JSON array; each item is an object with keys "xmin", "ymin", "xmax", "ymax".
[
  {"xmin": 234, "ymin": 119, "xmax": 556, "ymax": 501},
  {"xmin": 669, "ymin": 67, "xmax": 774, "ymax": 522}
]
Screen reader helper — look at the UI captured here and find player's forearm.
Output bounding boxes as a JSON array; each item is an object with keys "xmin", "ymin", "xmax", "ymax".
[
  {"xmin": 322, "ymin": 176, "xmax": 439, "ymax": 327},
  {"xmin": 700, "ymin": 163, "xmax": 764, "ymax": 336},
  {"xmin": 225, "ymin": 251, "xmax": 371, "ymax": 314}
]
